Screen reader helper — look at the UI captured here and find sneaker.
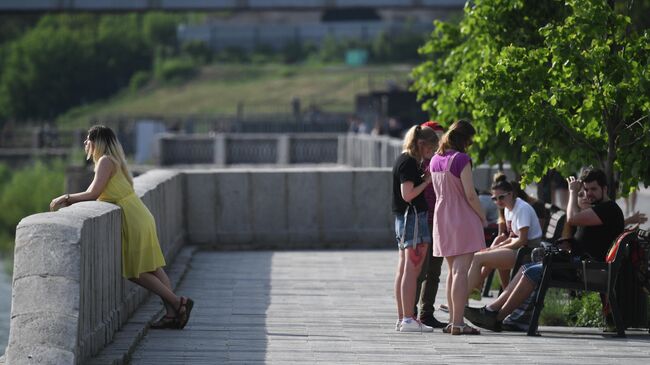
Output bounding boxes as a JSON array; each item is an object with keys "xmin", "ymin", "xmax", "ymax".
[
  {"xmin": 400, "ymin": 318, "xmax": 434, "ymax": 333},
  {"xmin": 438, "ymin": 304, "xmax": 449, "ymax": 312},
  {"xmin": 395, "ymin": 319, "xmax": 402, "ymax": 331},
  {"xmin": 501, "ymin": 322, "xmax": 526, "ymax": 332},
  {"xmin": 464, "ymin": 306, "xmax": 502, "ymax": 332},
  {"xmin": 420, "ymin": 315, "xmax": 448, "ymax": 329}
]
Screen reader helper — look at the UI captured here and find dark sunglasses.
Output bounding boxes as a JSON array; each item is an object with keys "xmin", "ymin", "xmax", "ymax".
[{"xmin": 490, "ymin": 192, "xmax": 510, "ymax": 202}]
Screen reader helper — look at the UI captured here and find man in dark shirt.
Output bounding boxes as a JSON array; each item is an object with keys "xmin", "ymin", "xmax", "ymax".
[{"xmin": 464, "ymin": 168, "xmax": 624, "ymax": 331}]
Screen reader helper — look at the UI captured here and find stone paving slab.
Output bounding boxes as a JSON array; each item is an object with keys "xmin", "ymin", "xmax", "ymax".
[{"xmin": 113, "ymin": 250, "xmax": 650, "ymax": 364}]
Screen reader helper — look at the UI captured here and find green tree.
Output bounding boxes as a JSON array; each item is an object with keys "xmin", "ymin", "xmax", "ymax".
[
  {"xmin": 413, "ymin": 0, "xmax": 650, "ymax": 194},
  {"xmin": 0, "ymin": 14, "xmax": 152, "ymax": 121},
  {"xmin": 0, "ymin": 160, "xmax": 65, "ymax": 254},
  {"xmin": 143, "ymin": 12, "xmax": 182, "ymax": 58}
]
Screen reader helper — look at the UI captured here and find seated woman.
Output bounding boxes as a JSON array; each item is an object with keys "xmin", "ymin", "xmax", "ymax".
[
  {"xmin": 512, "ymin": 181, "xmax": 549, "ymax": 232},
  {"xmin": 467, "ymin": 179, "xmax": 543, "ymax": 293}
]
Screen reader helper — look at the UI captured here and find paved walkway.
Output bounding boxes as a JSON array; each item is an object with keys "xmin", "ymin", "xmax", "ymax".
[{"xmin": 93, "ymin": 249, "xmax": 650, "ymax": 364}]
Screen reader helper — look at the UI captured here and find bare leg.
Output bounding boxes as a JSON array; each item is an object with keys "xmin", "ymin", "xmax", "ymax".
[
  {"xmin": 486, "ymin": 267, "xmax": 527, "ymax": 313},
  {"xmin": 445, "ymin": 257, "xmax": 454, "ymax": 322},
  {"xmin": 394, "ymin": 250, "xmax": 406, "ymax": 320},
  {"xmin": 131, "ymin": 271, "xmax": 181, "ymax": 313},
  {"xmin": 496, "ymin": 275, "xmax": 536, "ymax": 321},
  {"xmin": 467, "ymin": 249, "xmax": 516, "ymax": 295},
  {"xmin": 449, "ymin": 253, "xmax": 474, "ymax": 326},
  {"xmin": 401, "ymin": 244, "xmax": 427, "ymax": 318},
  {"xmin": 497, "ymin": 268, "xmax": 511, "ymax": 288},
  {"xmin": 467, "ymin": 257, "xmax": 484, "ymax": 294},
  {"xmin": 152, "ymin": 268, "xmax": 175, "ymax": 316}
]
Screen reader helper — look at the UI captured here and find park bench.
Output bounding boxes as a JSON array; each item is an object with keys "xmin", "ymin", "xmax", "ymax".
[
  {"xmin": 526, "ymin": 230, "xmax": 638, "ymax": 337},
  {"xmin": 510, "ymin": 207, "xmax": 566, "ymax": 279}
]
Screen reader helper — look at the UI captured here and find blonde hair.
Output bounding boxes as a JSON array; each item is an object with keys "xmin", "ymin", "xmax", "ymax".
[
  {"xmin": 87, "ymin": 125, "xmax": 133, "ymax": 186},
  {"xmin": 402, "ymin": 125, "xmax": 439, "ymax": 159}
]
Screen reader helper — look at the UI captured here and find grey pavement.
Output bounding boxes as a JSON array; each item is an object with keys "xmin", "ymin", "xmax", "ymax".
[{"xmin": 101, "ymin": 249, "xmax": 650, "ymax": 365}]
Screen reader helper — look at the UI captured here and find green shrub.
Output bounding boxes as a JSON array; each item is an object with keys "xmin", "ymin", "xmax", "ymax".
[
  {"xmin": 318, "ymin": 36, "xmax": 348, "ymax": 63},
  {"xmin": 154, "ymin": 58, "xmax": 197, "ymax": 83},
  {"xmin": 214, "ymin": 46, "xmax": 249, "ymax": 63},
  {"xmin": 567, "ymin": 292, "xmax": 605, "ymax": 327},
  {"xmin": 281, "ymin": 41, "xmax": 317, "ymax": 64},
  {"xmin": 181, "ymin": 40, "xmax": 213, "ymax": 64},
  {"xmin": 129, "ymin": 70, "xmax": 151, "ymax": 92},
  {"xmin": 371, "ymin": 30, "xmax": 425, "ymax": 63},
  {"xmin": 0, "ymin": 160, "xmax": 65, "ymax": 256},
  {"xmin": 538, "ymin": 290, "xmax": 605, "ymax": 327},
  {"xmin": 539, "ymin": 289, "xmax": 570, "ymax": 326}
]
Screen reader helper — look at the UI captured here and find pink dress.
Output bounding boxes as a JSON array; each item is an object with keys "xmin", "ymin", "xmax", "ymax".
[{"xmin": 430, "ymin": 152, "xmax": 485, "ymax": 257}]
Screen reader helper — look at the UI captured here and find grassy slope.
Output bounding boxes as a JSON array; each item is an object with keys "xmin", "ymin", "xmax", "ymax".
[{"xmin": 57, "ymin": 63, "xmax": 413, "ymax": 128}]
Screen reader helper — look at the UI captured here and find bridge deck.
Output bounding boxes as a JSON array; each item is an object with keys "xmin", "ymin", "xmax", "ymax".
[{"xmin": 91, "ymin": 249, "xmax": 650, "ymax": 364}]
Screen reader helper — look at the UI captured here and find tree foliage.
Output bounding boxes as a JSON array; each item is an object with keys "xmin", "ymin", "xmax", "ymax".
[
  {"xmin": 412, "ymin": 0, "xmax": 650, "ymax": 195},
  {"xmin": 0, "ymin": 13, "xmax": 184, "ymax": 123},
  {"xmin": 0, "ymin": 160, "xmax": 65, "ymax": 255}
]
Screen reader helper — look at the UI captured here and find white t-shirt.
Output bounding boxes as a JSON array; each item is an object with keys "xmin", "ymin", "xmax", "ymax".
[{"xmin": 504, "ymin": 197, "xmax": 543, "ymax": 240}]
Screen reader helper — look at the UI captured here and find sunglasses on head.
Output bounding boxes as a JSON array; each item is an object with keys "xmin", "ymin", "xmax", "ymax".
[{"xmin": 491, "ymin": 192, "xmax": 510, "ymax": 201}]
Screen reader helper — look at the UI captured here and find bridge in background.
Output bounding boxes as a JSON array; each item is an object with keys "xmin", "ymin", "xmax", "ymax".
[{"xmin": 1, "ymin": 0, "xmax": 466, "ymax": 13}]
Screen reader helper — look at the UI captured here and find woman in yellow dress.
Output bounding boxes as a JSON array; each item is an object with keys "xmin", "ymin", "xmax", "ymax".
[{"xmin": 50, "ymin": 125, "xmax": 193, "ymax": 329}]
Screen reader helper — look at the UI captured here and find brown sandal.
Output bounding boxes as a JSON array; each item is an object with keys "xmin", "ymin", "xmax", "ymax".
[
  {"xmin": 442, "ymin": 324, "xmax": 452, "ymax": 334},
  {"xmin": 150, "ymin": 315, "xmax": 178, "ymax": 330},
  {"xmin": 451, "ymin": 324, "xmax": 481, "ymax": 335},
  {"xmin": 176, "ymin": 296, "xmax": 194, "ymax": 329}
]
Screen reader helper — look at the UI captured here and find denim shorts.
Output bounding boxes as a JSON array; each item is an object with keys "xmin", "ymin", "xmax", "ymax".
[
  {"xmin": 394, "ymin": 208, "xmax": 431, "ymax": 250},
  {"xmin": 522, "ymin": 262, "xmax": 544, "ymax": 285}
]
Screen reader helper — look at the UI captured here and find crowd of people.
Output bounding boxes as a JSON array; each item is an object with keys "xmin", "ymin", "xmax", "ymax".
[{"xmin": 391, "ymin": 119, "xmax": 648, "ymax": 335}]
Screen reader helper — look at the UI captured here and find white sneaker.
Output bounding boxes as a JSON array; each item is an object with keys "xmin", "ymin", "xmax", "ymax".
[
  {"xmin": 400, "ymin": 318, "xmax": 434, "ymax": 332},
  {"xmin": 395, "ymin": 319, "xmax": 402, "ymax": 331}
]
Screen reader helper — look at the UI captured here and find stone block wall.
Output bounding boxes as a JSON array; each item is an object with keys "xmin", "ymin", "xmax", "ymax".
[
  {"xmin": 4, "ymin": 166, "xmax": 394, "ymax": 364},
  {"xmin": 4, "ymin": 170, "xmax": 185, "ymax": 365},
  {"xmin": 185, "ymin": 167, "xmax": 393, "ymax": 249}
]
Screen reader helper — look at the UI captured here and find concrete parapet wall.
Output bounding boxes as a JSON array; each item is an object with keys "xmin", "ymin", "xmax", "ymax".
[
  {"xmin": 185, "ymin": 167, "xmax": 394, "ymax": 248},
  {"xmin": 157, "ymin": 133, "xmax": 340, "ymax": 166},
  {"xmin": 5, "ymin": 170, "xmax": 185, "ymax": 365}
]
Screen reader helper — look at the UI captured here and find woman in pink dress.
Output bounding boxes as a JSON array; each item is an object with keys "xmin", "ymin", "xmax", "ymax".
[{"xmin": 429, "ymin": 120, "xmax": 486, "ymax": 335}]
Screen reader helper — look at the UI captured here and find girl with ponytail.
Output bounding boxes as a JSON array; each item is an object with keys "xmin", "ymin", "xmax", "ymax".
[{"xmin": 392, "ymin": 124, "xmax": 438, "ymax": 332}]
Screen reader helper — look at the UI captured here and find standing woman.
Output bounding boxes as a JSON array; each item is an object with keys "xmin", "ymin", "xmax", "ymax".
[
  {"xmin": 392, "ymin": 125, "xmax": 438, "ymax": 332},
  {"xmin": 429, "ymin": 120, "xmax": 486, "ymax": 335},
  {"xmin": 50, "ymin": 125, "xmax": 193, "ymax": 329}
]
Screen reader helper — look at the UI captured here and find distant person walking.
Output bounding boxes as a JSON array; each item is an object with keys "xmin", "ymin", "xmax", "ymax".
[
  {"xmin": 50, "ymin": 125, "xmax": 193, "ymax": 330},
  {"xmin": 392, "ymin": 125, "xmax": 438, "ymax": 332},
  {"xmin": 429, "ymin": 120, "xmax": 486, "ymax": 335}
]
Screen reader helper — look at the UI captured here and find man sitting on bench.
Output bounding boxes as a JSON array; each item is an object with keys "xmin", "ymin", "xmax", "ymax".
[{"xmin": 464, "ymin": 168, "xmax": 624, "ymax": 331}]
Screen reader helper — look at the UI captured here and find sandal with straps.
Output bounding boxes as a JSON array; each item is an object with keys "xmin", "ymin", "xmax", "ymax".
[
  {"xmin": 150, "ymin": 315, "xmax": 178, "ymax": 330},
  {"xmin": 442, "ymin": 323, "xmax": 452, "ymax": 334},
  {"xmin": 176, "ymin": 296, "xmax": 194, "ymax": 330},
  {"xmin": 451, "ymin": 324, "xmax": 481, "ymax": 335}
]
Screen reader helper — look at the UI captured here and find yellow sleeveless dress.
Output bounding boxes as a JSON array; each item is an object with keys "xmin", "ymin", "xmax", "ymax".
[{"xmin": 98, "ymin": 169, "xmax": 166, "ymax": 279}]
